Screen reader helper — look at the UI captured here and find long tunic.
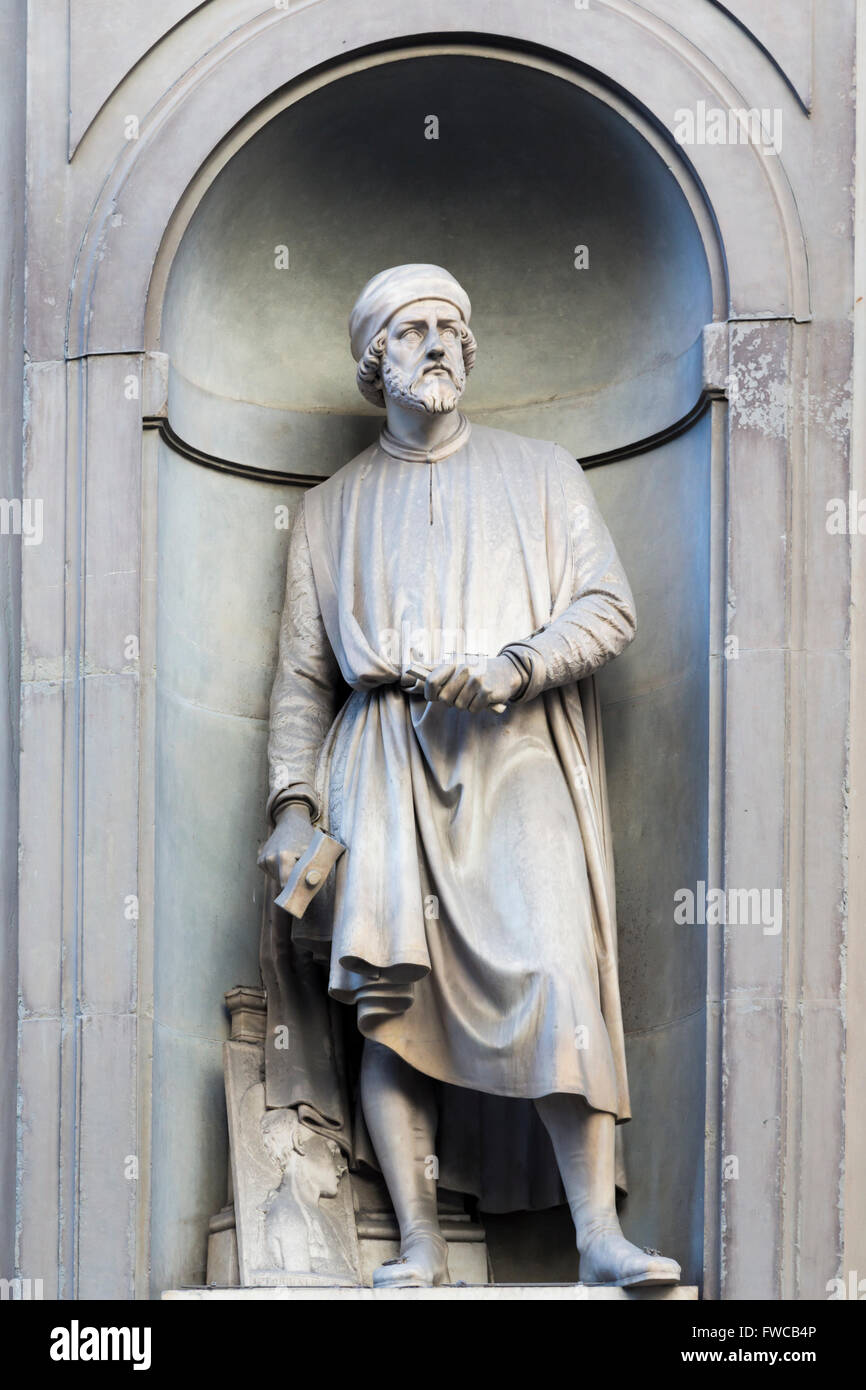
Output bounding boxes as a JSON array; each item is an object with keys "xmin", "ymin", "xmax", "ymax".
[{"xmin": 267, "ymin": 420, "xmax": 636, "ymax": 1129}]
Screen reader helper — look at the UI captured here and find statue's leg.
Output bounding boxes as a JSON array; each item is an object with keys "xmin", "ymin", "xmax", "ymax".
[
  {"xmin": 535, "ymin": 1092, "xmax": 681, "ymax": 1286},
  {"xmin": 360, "ymin": 1038, "xmax": 449, "ymax": 1287}
]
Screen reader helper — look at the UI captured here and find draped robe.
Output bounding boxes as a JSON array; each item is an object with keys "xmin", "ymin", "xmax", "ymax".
[{"xmin": 262, "ymin": 419, "xmax": 636, "ymax": 1211}]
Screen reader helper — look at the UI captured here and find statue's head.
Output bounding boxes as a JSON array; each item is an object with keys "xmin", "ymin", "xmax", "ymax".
[
  {"xmin": 349, "ymin": 264, "xmax": 476, "ymax": 415},
  {"xmin": 260, "ymin": 1109, "xmax": 343, "ymax": 1199}
]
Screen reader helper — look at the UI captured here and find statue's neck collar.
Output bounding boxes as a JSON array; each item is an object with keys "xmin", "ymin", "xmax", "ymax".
[{"xmin": 378, "ymin": 412, "xmax": 471, "ymax": 464}]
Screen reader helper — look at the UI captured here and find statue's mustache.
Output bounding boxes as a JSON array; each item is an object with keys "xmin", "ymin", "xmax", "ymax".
[{"xmin": 417, "ymin": 361, "xmax": 455, "ymax": 383}]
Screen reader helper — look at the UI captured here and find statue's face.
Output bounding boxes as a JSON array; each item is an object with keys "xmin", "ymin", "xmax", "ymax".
[
  {"xmin": 306, "ymin": 1132, "xmax": 341, "ymax": 1198},
  {"xmin": 381, "ymin": 297, "xmax": 467, "ymax": 415},
  {"xmin": 261, "ymin": 1114, "xmax": 341, "ymax": 1198}
]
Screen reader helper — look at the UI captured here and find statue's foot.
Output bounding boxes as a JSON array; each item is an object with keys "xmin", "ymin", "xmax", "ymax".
[
  {"xmin": 372, "ymin": 1230, "xmax": 449, "ymax": 1288},
  {"xmin": 580, "ymin": 1225, "xmax": 681, "ymax": 1288}
]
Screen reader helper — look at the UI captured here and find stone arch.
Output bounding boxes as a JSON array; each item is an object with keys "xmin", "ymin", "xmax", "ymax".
[
  {"xmin": 54, "ymin": 3, "xmax": 817, "ymax": 1296},
  {"xmin": 65, "ymin": 2, "xmax": 810, "ymax": 356}
]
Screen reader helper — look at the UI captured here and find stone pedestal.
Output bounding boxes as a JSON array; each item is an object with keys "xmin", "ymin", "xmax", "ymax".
[
  {"xmin": 206, "ymin": 1213, "xmax": 488, "ymax": 1290},
  {"xmin": 165, "ymin": 1285, "xmax": 698, "ymax": 1302}
]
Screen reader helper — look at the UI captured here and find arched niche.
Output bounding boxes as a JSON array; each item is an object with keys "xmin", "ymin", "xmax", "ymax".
[
  {"xmin": 160, "ymin": 52, "xmax": 715, "ymax": 469},
  {"xmin": 150, "ymin": 47, "xmax": 716, "ymax": 1292}
]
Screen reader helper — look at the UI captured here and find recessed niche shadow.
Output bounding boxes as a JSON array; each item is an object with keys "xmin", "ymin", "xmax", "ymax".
[{"xmin": 152, "ymin": 50, "xmax": 713, "ymax": 1293}]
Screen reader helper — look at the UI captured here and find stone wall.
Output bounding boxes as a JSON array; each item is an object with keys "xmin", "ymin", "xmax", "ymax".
[{"xmin": 8, "ymin": 0, "xmax": 859, "ymax": 1299}]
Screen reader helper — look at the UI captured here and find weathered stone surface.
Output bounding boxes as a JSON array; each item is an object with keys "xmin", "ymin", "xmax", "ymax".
[
  {"xmin": 7, "ymin": 0, "xmax": 859, "ymax": 1302},
  {"xmin": 224, "ymin": 1041, "xmax": 360, "ymax": 1288}
]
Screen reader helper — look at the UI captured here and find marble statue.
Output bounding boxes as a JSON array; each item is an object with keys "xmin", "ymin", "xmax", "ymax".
[{"xmin": 257, "ymin": 263, "xmax": 681, "ymax": 1289}]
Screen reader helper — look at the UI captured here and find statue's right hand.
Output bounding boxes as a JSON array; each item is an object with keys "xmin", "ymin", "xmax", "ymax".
[{"xmin": 257, "ymin": 803, "xmax": 315, "ymax": 886}]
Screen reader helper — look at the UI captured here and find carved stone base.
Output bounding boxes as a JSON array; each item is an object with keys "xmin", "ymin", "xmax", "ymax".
[
  {"xmin": 205, "ymin": 1217, "xmax": 489, "ymax": 1289},
  {"xmin": 167, "ymin": 1285, "xmax": 699, "ymax": 1301}
]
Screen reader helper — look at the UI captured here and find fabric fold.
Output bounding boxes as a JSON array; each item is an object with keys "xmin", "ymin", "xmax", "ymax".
[{"xmin": 264, "ymin": 422, "xmax": 636, "ymax": 1209}]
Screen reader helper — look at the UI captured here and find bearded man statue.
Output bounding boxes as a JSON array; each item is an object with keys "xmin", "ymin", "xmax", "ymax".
[{"xmin": 257, "ymin": 263, "xmax": 681, "ymax": 1289}]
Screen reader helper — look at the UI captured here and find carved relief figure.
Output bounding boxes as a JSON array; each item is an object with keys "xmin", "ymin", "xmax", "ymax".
[{"xmin": 259, "ymin": 1109, "xmax": 355, "ymax": 1280}]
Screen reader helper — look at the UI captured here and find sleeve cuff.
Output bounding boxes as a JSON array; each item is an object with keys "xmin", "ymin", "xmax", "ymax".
[
  {"xmin": 498, "ymin": 642, "xmax": 545, "ymax": 703},
  {"xmin": 266, "ymin": 783, "xmax": 319, "ymax": 827}
]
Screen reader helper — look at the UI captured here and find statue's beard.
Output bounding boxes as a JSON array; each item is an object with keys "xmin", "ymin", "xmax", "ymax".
[{"xmin": 381, "ymin": 359, "xmax": 466, "ymax": 415}]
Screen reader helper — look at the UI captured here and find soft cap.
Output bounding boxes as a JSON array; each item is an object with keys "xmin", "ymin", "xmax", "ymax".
[{"xmin": 349, "ymin": 264, "xmax": 471, "ymax": 362}]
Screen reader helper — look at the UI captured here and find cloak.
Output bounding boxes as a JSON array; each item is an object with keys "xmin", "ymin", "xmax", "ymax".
[{"xmin": 261, "ymin": 420, "xmax": 635, "ymax": 1211}]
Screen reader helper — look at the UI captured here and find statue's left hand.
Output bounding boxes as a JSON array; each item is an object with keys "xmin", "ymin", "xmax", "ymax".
[{"xmin": 415, "ymin": 655, "xmax": 524, "ymax": 713}]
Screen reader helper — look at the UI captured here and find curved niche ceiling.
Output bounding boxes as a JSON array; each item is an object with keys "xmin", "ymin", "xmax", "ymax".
[{"xmin": 162, "ymin": 53, "xmax": 713, "ymax": 475}]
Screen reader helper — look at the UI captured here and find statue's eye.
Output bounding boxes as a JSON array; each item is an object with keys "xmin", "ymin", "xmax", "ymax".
[
  {"xmin": 401, "ymin": 328, "xmax": 422, "ymax": 342},
  {"xmin": 440, "ymin": 326, "xmax": 457, "ymax": 340}
]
